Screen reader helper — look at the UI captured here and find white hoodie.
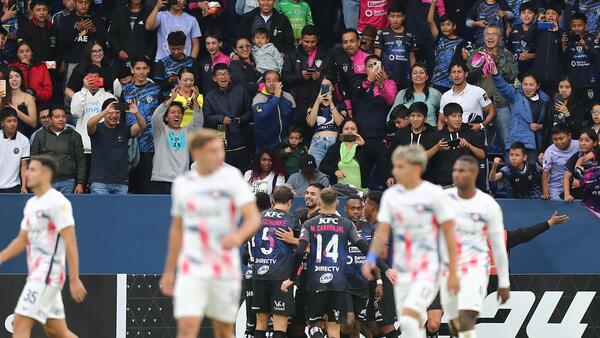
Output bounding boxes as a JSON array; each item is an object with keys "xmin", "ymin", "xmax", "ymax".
[{"xmin": 70, "ymin": 88, "xmax": 115, "ymax": 154}]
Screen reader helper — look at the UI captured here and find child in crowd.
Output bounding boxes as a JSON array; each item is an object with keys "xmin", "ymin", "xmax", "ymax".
[
  {"xmin": 279, "ymin": 126, "xmax": 308, "ymax": 175},
  {"xmin": 374, "ymin": 3, "xmax": 417, "ymax": 89},
  {"xmin": 591, "ymin": 102, "xmax": 600, "ymax": 134},
  {"xmin": 275, "ymin": 0, "xmax": 313, "ymax": 44},
  {"xmin": 466, "ymin": 0, "xmax": 513, "ymax": 46},
  {"xmin": 154, "ymin": 31, "xmax": 197, "ymax": 98},
  {"xmin": 198, "ymin": 31, "xmax": 231, "ymax": 92},
  {"xmin": 507, "ymin": 2, "xmax": 537, "ymax": 78},
  {"xmin": 252, "ymin": 27, "xmax": 284, "ymax": 73},
  {"xmin": 563, "ymin": 128, "xmax": 599, "ymax": 202},
  {"xmin": 542, "ymin": 123, "xmax": 579, "ymax": 200},
  {"xmin": 533, "ymin": 4, "xmax": 564, "ymax": 96},
  {"xmin": 490, "ymin": 141, "xmax": 541, "ymax": 199}
]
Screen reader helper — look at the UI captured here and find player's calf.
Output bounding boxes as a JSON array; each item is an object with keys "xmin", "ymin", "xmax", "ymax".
[
  {"xmin": 44, "ymin": 319, "xmax": 78, "ymax": 338},
  {"xmin": 176, "ymin": 317, "xmax": 201, "ymax": 338},
  {"xmin": 457, "ymin": 310, "xmax": 478, "ymax": 338},
  {"xmin": 12, "ymin": 314, "xmax": 35, "ymax": 338}
]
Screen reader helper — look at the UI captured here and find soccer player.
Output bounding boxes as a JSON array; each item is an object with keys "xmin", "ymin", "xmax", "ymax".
[
  {"xmin": 252, "ymin": 185, "xmax": 300, "ymax": 338},
  {"xmin": 0, "ymin": 155, "xmax": 87, "ymax": 338},
  {"xmin": 159, "ymin": 128, "xmax": 261, "ymax": 338},
  {"xmin": 443, "ymin": 155, "xmax": 510, "ymax": 337},
  {"xmin": 363, "ymin": 145, "xmax": 459, "ymax": 338},
  {"xmin": 281, "ymin": 188, "xmax": 389, "ymax": 338}
]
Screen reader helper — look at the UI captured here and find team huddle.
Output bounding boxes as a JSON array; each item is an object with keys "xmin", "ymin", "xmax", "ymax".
[{"xmin": 0, "ymin": 129, "xmax": 510, "ymax": 338}]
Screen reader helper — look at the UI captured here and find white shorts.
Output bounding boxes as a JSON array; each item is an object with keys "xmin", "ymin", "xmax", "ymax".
[
  {"xmin": 14, "ymin": 282, "xmax": 65, "ymax": 325},
  {"xmin": 393, "ymin": 279, "xmax": 438, "ymax": 324},
  {"xmin": 174, "ymin": 276, "xmax": 241, "ymax": 323},
  {"xmin": 440, "ymin": 269, "xmax": 488, "ymax": 320}
]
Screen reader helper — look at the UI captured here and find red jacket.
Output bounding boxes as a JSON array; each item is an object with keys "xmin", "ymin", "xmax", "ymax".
[{"xmin": 9, "ymin": 61, "xmax": 53, "ymax": 103}]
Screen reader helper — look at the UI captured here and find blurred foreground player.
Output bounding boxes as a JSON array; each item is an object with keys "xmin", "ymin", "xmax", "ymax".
[
  {"xmin": 0, "ymin": 155, "xmax": 87, "ymax": 338},
  {"xmin": 160, "ymin": 128, "xmax": 261, "ymax": 338}
]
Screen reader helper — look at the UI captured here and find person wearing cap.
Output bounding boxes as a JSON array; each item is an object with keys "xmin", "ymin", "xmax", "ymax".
[{"xmin": 286, "ymin": 154, "xmax": 330, "ymax": 197}]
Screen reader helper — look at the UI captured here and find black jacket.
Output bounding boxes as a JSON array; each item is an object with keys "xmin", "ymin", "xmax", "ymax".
[
  {"xmin": 319, "ymin": 141, "xmax": 369, "ymax": 188},
  {"xmin": 533, "ymin": 28, "xmax": 564, "ymax": 85},
  {"xmin": 59, "ymin": 13, "xmax": 108, "ymax": 63},
  {"xmin": 108, "ymin": 5, "xmax": 155, "ymax": 60},
  {"xmin": 230, "ymin": 59, "xmax": 260, "ymax": 97},
  {"xmin": 239, "ymin": 8, "xmax": 294, "ymax": 53},
  {"xmin": 333, "ymin": 50, "xmax": 366, "ymax": 105},
  {"xmin": 543, "ymin": 96, "xmax": 586, "ymax": 149},
  {"xmin": 18, "ymin": 18, "xmax": 60, "ymax": 63},
  {"xmin": 30, "ymin": 127, "xmax": 86, "ymax": 184},
  {"xmin": 203, "ymin": 84, "xmax": 253, "ymax": 150},
  {"xmin": 282, "ymin": 46, "xmax": 334, "ymax": 104}
]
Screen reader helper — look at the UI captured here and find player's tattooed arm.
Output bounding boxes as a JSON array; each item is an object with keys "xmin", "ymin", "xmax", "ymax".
[{"xmin": 0, "ymin": 230, "xmax": 28, "ymax": 266}]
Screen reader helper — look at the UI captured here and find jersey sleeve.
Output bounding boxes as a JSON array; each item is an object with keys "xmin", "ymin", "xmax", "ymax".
[
  {"xmin": 564, "ymin": 153, "xmax": 579, "ymax": 174},
  {"xmin": 376, "ymin": 189, "xmax": 393, "ymax": 225},
  {"xmin": 299, "ymin": 221, "xmax": 311, "ymax": 242},
  {"xmin": 347, "ymin": 220, "xmax": 362, "ymax": 244},
  {"xmin": 53, "ymin": 197, "xmax": 75, "ymax": 232},
  {"xmin": 499, "ymin": 166, "xmax": 509, "ymax": 178},
  {"xmin": 231, "ymin": 171, "xmax": 256, "ymax": 207},
  {"xmin": 170, "ymin": 178, "xmax": 184, "ymax": 217},
  {"xmin": 486, "ymin": 199, "xmax": 505, "ymax": 236},
  {"xmin": 542, "ymin": 148, "xmax": 554, "ymax": 172},
  {"xmin": 374, "ymin": 30, "xmax": 384, "ymax": 50},
  {"xmin": 478, "ymin": 87, "xmax": 492, "ymax": 107},
  {"xmin": 431, "ymin": 188, "xmax": 455, "ymax": 225}
]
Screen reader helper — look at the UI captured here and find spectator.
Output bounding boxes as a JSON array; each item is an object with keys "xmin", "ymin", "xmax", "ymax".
[
  {"xmin": 71, "ymin": 64, "xmax": 116, "ymax": 165},
  {"xmin": 0, "ymin": 30, "xmax": 9, "ymax": 78},
  {"xmin": 467, "ymin": 24, "xmax": 519, "ymax": 147},
  {"xmin": 0, "ymin": 0, "xmax": 19, "ymax": 62},
  {"xmin": 350, "ymin": 54, "xmax": 397, "ymax": 188},
  {"xmin": 169, "ymin": 67, "xmax": 203, "ymax": 127},
  {"xmin": 541, "ymin": 123, "xmax": 579, "ymax": 200},
  {"xmin": 230, "ymin": 37, "xmax": 261, "ymax": 96},
  {"xmin": 9, "ymin": 41, "xmax": 53, "ymax": 106},
  {"xmin": 320, "ymin": 119, "xmax": 369, "ymax": 191},
  {"xmin": 490, "ymin": 142, "xmax": 542, "ymax": 199},
  {"xmin": 357, "ymin": 0, "xmax": 389, "ymax": 32},
  {"xmin": 18, "ymin": 0, "xmax": 60, "ymax": 68},
  {"xmin": 244, "ymin": 148, "xmax": 286, "ymax": 194},
  {"xmin": 252, "ymin": 70, "xmax": 295, "ymax": 151},
  {"xmin": 387, "ymin": 103, "xmax": 410, "ymax": 130},
  {"xmin": 571, "ymin": 131, "xmax": 600, "ymax": 212},
  {"xmin": 275, "ymin": 0, "xmax": 313, "ymax": 43},
  {"xmin": 427, "ymin": 0, "xmax": 469, "ymax": 93},
  {"xmin": 65, "ymin": 40, "xmax": 114, "ymax": 100},
  {"xmin": 145, "ymin": 0, "xmax": 202, "ymax": 61},
  {"xmin": 359, "ymin": 25, "xmax": 377, "ymax": 53},
  {"xmin": 544, "ymin": 76, "xmax": 586, "ymax": 146},
  {"xmin": 563, "ymin": 128, "xmax": 598, "ymax": 202},
  {"xmin": 0, "ymin": 107, "xmax": 29, "ymax": 193},
  {"xmin": 563, "ymin": 12, "xmax": 600, "ymax": 110},
  {"xmin": 505, "ymin": 0, "xmax": 542, "ymax": 27},
  {"xmin": 252, "ymin": 27, "xmax": 284, "ymax": 73},
  {"xmin": 282, "ymin": 25, "xmax": 333, "ymax": 125},
  {"xmin": 573, "ymin": 0, "xmax": 599, "ymax": 38},
  {"xmin": 108, "ymin": 0, "xmax": 154, "ymax": 63},
  {"xmin": 30, "ymin": 108, "xmax": 74, "ymax": 142},
  {"xmin": 334, "ymin": 29, "xmax": 369, "ymax": 112},
  {"xmin": 185, "ymin": 0, "xmax": 227, "ymax": 37},
  {"xmin": 507, "ymin": 2, "xmax": 537, "ymax": 79},
  {"xmin": 153, "ymin": 31, "xmax": 197, "ymax": 98},
  {"xmin": 203, "ymin": 63, "xmax": 252, "ymax": 171},
  {"xmin": 239, "ymin": 0, "xmax": 294, "ymax": 54},
  {"xmin": 466, "ymin": 0, "xmax": 513, "ymax": 47},
  {"xmin": 404, "ymin": 0, "xmax": 446, "ymax": 68},
  {"xmin": 591, "ymin": 102, "xmax": 600, "ymax": 134},
  {"xmin": 438, "ymin": 61, "xmax": 496, "ymax": 134},
  {"xmin": 122, "ymin": 57, "xmax": 162, "ymax": 194},
  {"xmin": 279, "ymin": 125, "xmax": 308, "ymax": 175},
  {"xmin": 533, "ymin": 4, "xmax": 565, "ymax": 96},
  {"xmin": 287, "ymin": 153, "xmax": 329, "ymax": 196},
  {"xmin": 3, "ymin": 67, "xmax": 37, "ymax": 138},
  {"xmin": 428, "ymin": 102, "xmax": 486, "ymax": 187},
  {"xmin": 150, "ymin": 87, "xmax": 203, "ymax": 194},
  {"xmin": 374, "ymin": 4, "xmax": 417, "ymax": 89},
  {"xmin": 112, "ymin": 65, "xmax": 133, "ymax": 99},
  {"xmin": 59, "ymin": 0, "xmax": 108, "ymax": 85},
  {"xmin": 306, "ymin": 77, "xmax": 347, "ymax": 165},
  {"xmin": 52, "ymin": 0, "xmax": 75, "ymax": 28},
  {"xmin": 197, "ymin": 31, "xmax": 231, "ymax": 93},
  {"xmin": 87, "ymin": 98, "xmax": 146, "ymax": 194},
  {"xmin": 492, "ymin": 63, "xmax": 547, "ymax": 160},
  {"xmin": 389, "ymin": 63, "xmax": 442, "ymax": 127},
  {"xmin": 30, "ymin": 106, "xmax": 85, "ymax": 193}
]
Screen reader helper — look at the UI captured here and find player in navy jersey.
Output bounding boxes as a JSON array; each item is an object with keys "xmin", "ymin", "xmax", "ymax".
[
  {"xmin": 490, "ymin": 142, "xmax": 542, "ymax": 198},
  {"xmin": 507, "ymin": 2, "xmax": 537, "ymax": 78},
  {"xmin": 282, "ymin": 188, "xmax": 390, "ymax": 338},
  {"xmin": 252, "ymin": 185, "xmax": 301, "ymax": 338}
]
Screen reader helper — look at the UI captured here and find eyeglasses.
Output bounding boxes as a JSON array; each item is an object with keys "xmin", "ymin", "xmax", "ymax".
[
  {"xmin": 484, "ymin": 32, "xmax": 499, "ymax": 37},
  {"xmin": 91, "ymin": 49, "xmax": 104, "ymax": 54},
  {"xmin": 592, "ymin": 110, "xmax": 600, "ymax": 114},
  {"xmin": 214, "ymin": 72, "xmax": 229, "ymax": 78}
]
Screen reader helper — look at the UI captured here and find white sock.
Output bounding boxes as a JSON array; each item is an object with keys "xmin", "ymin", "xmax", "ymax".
[
  {"xmin": 398, "ymin": 316, "xmax": 420, "ymax": 338},
  {"xmin": 458, "ymin": 330, "xmax": 476, "ymax": 338}
]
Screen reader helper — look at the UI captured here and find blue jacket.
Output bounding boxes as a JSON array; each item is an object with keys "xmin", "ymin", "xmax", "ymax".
[
  {"xmin": 493, "ymin": 74, "xmax": 548, "ymax": 151},
  {"xmin": 252, "ymin": 91, "xmax": 296, "ymax": 151}
]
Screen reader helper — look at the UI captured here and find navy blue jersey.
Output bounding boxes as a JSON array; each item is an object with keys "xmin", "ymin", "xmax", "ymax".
[
  {"xmin": 575, "ymin": 0, "xmax": 600, "ymax": 37},
  {"xmin": 565, "ymin": 33, "xmax": 600, "ymax": 88},
  {"xmin": 508, "ymin": 25, "xmax": 537, "ymax": 76},
  {"xmin": 123, "ymin": 82, "xmax": 162, "ymax": 153},
  {"xmin": 244, "ymin": 239, "xmax": 256, "ymax": 280},
  {"xmin": 468, "ymin": 0, "xmax": 511, "ymax": 46},
  {"xmin": 153, "ymin": 55, "xmax": 197, "ymax": 98},
  {"xmin": 374, "ymin": 28, "xmax": 417, "ymax": 88},
  {"xmin": 300, "ymin": 214, "xmax": 361, "ymax": 291},
  {"xmin": 500, "ymin": 163, "xmax": 541, "ymax": 199},
  {"xmin": 431, "ymin": 36, "xmax": 469, "ymax": 89},
  {"xmin": 346, "ymin": 220, "xmax": 374, "ymax": 290},
  {"xmin": 253, "ymin": 208, "xmax": 300, "ymax": 280}
]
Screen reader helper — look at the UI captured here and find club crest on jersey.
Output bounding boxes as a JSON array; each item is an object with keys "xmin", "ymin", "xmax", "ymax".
[
  {"xmin": 415, "ymin": 204, "xmax": 425, "ymax": 213},
  {"xmin": 471, "ymin": 213, "xmax": 481, "ymax": 221},
  {"xmin": 204, "ymin": 64, "xmax": 210, "ymax": 72},
  {"xmin": 576, "ymin": 46, "xmax": 583, "ymax": 53},
  {"xmin": 13, "ymin": 147, "xmax": 19, "ymax": 154},
  {"xmin": 315, "ymin": 60, "xmax": 322, "ymax": 68},
  {"xmin": 36, "ymin": 210, "xmax": 50, "ymax": 219},
  {"xmin": 146, "ymin": 96, "xmax": 153, "ymax": 104},
  {"xmin": 342, "ymin": 64, "xmax": 348, "ymax": 72},
  {"xmin": 257, "ymin": 266, "xmax": 270, "ymax": 275},
  {"xmin": 319, "ymin": 273, "xmax": 333, "ymax": 284}
]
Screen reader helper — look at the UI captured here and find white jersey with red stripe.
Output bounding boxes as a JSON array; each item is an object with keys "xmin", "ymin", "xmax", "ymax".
[
  {"xmin": 20, "ymin": 189, "xmax": 75, "ymax": 289},
  {"xmin": 171, "ymin": 165, "xmax": 255, "ymax": 280},
  {"xmin": 377, "ymin": 181, "xmax": 455, "ymax": 283},
  {"xmin": 445, "ymin": 187, "xmax": 504, "ymax": 275}
]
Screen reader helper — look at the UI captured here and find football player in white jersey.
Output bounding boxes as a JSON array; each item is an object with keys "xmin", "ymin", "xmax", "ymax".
[
  {"xmin": 442, "ymin": 155, "xmax": 510, "ymax": 338},
  {"xmin": 363, "ymin": 145, "xmax": 459, "ymax": 338},
  {"xmin": 159, "ymin": 128, "xmax": 261, "ymax": 338},
  {"xmin": 0, "ymin": 155, "xmax": 87, "ymax": 338}
]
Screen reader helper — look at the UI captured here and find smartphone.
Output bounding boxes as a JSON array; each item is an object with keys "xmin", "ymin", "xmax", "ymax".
[
  {"xmin": 306, "ymin": 67, "xmax": 316, "ymax": 73},
  {"xmin": 44, "ymin": 61, "xmax": 56, "ymax": 70},
  {"xmin": 115, "ymin": 102, "xmax": 129, "ymax": 111},
  {"xmin": 0, "ymin": 80, "xmax": 5, "ymax": 98},
  {"xmin": 554, "ymin": 93, "xmax": 563, "ymax": 104},
  {"xmin": 447, "ymin": 138, "xmax": 460, "ymax": 148},
  {"xmin": 536, "ymin": 21, "xmax": 554, "ymax": 30},
  {"xmin": 372, "ymin": 60, "xmax": 381, "ymax": 69},
  {"xmin": 339, "ymin": 134, "xmax": 357, "ymax": 142},
  {"xmin": 7, "ymin": 0, "xmax": 16, "ymax": 9},
  {"xmin": 567, "ymin": 31, "xmax": 581, "ymax": 42},
  {"xmin": 321, "ymin": 84, "xmax": 330, "ymax": 95}
]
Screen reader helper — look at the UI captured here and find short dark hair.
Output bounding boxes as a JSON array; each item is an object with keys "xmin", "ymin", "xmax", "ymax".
[
  {"xmin": 288, "ymin": 125, "xmax": 304, "ymax": 137},
  {"xmin": 262, "ymin": 70, "xmax": 280, "ymax": 82},
  {"xmin": 509, "ymin": 141, "xmax": 527, "ymax": 154},
  {"xmin": 456, "ymin": 155, "xmax": 479, "ymax": 169},
  {"xmin": 212, "ymin": 63, "xmax": 230, "ymax": 76},
  {"xmin": 571, "ymin": 12, "xmax": 587, "ymax": 23},
  {"xmin": 580, "ymin": 128, "xmax": 599, "ymax": 142},
  {"xmin": 101, "ymin": 98, "xmax": 118, "ymax": 111},
  {"xmin": 545, "ymin": 3, "xmax": 562, "ymax": 15},
  {"xmin": 388, "ymin": 2, "xmax": 405, "ymax": 14},
  {"xmin": 204, "ymin": 29, "xmax": 222, "ymax": 42},
  {"xmin": 29, "ymin": 0, "xmax": 48, "ymax": 10},
  {"xmin": 389, "ymin": 104, "xmax": 409, "ymax": 120},
  {"xmin": 519, "ymin": 1, "xmax": 536, "ymax": 13},
  {"xmin": 448, "ymin": 60, "xmax": 468, "ymax": 75},
  {"xmin": 439, "ymin": 14, "xmax": 456, "ymax": 24},
  {"xmin": 320, "ymin": 187, "xmax": 338, "ymax": 206},
  {"xmin": 308, "ymin": 182, "xmax": 325, "ymax": 190},
  {"xmin": 346, "ymin": 194, "xmax": 362, "ymax": 203},
  {"xmin": 522, "ymin": 72, "xmax": 539, "ymax": 84},
  {"xmin": 48, "ymin": 106, "xmax": 66, "ymax": 118},
  {"xmin": 301, "ymin": 25, "xmax": 318, "ymax": 37},
  {"xmin": 130, "ymin": 56, "xmax": 151, "ymax": 68},
  {"xmin": 409, "ymin": 102, "xmax": 428, "ymax": 117},
  {"xmin": 443, "ymin": 102, "xmax": 463, "ymax": 116},
  {"xmin": 341, "ymin": 28, "xmax": 360, "ymax": 40},
  {"xmin": 253, "ymin": 27, "xmax": 269, "ymax": 38},
  {"xmin": 551, "ymin": 123, "xmax": 570, "ymax": 135},
  {"xmin": 84, "ymin": 64, "xmax": 101, "ymax": 76},
  {"xmin": 117, "ymin": 65, "xmax": 132, "ymax": 80},
  {"xmin": 31, "ymin": 155, "xmax": 58, "ymax": 180},
  {"xmin": 0, "ymin": 106, "xmax": 17, "ymax": 122},
  {"xmin": 167, "ymin": 31, "xmax": 186, "ymax": 46},
  {"xmin": 255, "ymin": 192, "xmax": 271, "ymax": 211},
  {"xmin": 364, "ymin": 191, "xmax": 382, "ymax": 207},
  {"xmin": 365, "ymin": 54, "xmax": 382, "ymax": 66},
  {"xmin": 272, "ymin": 185, "xmax": 295, "ymax": 204}
]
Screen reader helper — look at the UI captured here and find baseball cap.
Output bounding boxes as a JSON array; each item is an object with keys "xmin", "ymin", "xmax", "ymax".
[{"xmin": 300, "ymin": 154, "xmax": 317, "ymax": 174}]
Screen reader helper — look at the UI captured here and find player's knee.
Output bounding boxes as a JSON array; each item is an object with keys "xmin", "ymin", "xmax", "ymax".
[{"xmin": 398, "ymin": 316, "xmax": 420, "ymax": 338}]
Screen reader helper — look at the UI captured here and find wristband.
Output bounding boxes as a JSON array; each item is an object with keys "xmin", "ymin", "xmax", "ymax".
[
  {"xmin": 366, "ymin": 252, "xmax": 377, "ymax": 264},
  {"xmin": 376, "ymin": 279, "xmax": 383, "ymax": 285}
]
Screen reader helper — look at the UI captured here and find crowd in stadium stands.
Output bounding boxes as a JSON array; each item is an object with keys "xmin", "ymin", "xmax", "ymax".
[{"xmin": 0, "ymin": 0, "xmax": 598, "ymax": 202}]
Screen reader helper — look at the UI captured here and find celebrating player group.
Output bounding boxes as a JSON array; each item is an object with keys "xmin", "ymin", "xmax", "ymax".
[{"xmin": 0, "ymin": 131, "xmax": 510, "ymax": 338}]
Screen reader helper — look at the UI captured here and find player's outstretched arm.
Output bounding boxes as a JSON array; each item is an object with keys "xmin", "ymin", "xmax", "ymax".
[
  {"xmin": 62, "ymin": 226, "xmax": 87, "ymax": 303},
  {"xmin": 0, "ymin": 230, "xmax": 28, "ymax": 266},
  {"xmin": 441, "ymin": 220, "xmax": 460, "ymax": 294},
  {"xmin": 222, "ymin": 202, "xmax": 261, "ymax": 250},
  {"xmin": 160, "ymin": 216, "xmax": 183, "ymax": 297}
]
